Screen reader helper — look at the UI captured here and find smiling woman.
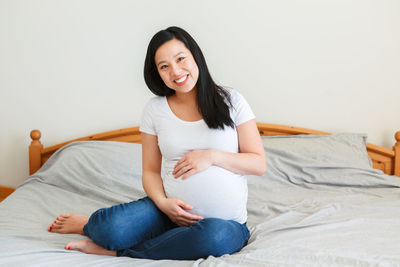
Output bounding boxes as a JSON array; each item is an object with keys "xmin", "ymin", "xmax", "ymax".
[
  {"xmin": 154, "ymin": 38, "xmax": 202, "ymax": 122},
  {"xmin": 47, "ymin": 26, "xmax": 266, "ymax": 260},
  {"xmin": 154, "ymin": 39, "xmax": 199, "ymax": 95}
]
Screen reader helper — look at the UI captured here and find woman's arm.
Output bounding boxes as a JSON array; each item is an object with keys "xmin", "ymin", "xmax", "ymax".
[
  {"xmin": 141, "ymin": 133, "xmax": 203, "ymax": 226},
  {"xmin": 141, "ymin": 132, "xmax": 166, "ymax": 205},
  {"xmin": 213, "ymin": 119, "xmax": 266, "ymax": 175},
  {"xmin": 173, "ymin": 119, "xmax": 266, "ymax": 179}
]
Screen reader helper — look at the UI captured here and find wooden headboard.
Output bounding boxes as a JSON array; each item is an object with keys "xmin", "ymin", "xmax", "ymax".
[{"xmin": 29, "ymin": 122, "xmax": 400, "ymax": 177}]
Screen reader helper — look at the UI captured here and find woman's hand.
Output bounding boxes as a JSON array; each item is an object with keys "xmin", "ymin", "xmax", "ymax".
[
  {"xmin": 173, "ymin": 150, "xmax": 214, "ymax": 179},
  {"xmin": 157, "ymin": 198, "xmax": 203, "ymax": 226}
]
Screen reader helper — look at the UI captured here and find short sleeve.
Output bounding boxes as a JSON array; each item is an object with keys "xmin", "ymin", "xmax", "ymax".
[
  {"xmin": 139, "ymin": 99, "xmax": 157, "ymax": 135},
  {"xmin": 230, "ymin": 89, "xmax": 255, "ymax": 126}
]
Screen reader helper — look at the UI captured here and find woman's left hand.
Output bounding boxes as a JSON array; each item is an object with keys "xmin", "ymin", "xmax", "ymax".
[{"xmin": 173, "ymin": 150, "xmax": 214, "ymax": 179}]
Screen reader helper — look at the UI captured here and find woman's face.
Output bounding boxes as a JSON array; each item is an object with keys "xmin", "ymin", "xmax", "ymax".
[{"xmin": 154, "ymin": 38, "xmax": 199, "ymax": 95}]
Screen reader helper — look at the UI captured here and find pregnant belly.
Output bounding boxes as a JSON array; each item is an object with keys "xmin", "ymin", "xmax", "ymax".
[{"xmin": 162, "ymin": 166, "xmax": 248, "ymax": 223}]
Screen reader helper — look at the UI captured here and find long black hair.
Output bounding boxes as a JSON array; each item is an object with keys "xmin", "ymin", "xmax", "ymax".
[{"xmin": 144, "ymin": 26, "xmax": 234, "ymax": 130}]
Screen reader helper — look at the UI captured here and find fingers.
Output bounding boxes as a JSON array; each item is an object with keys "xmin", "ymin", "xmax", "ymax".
[
  {"xmin": 177, "ymin": 200, "xmax": 193, "ymax": 210},
  {"xmin": 173, "ymin": 160, "xmax": 191, "ymax": 177},
  {"xmin": 181, "ymin": 169, "xmax": 197, "ymax": 180},
  {"xmin": 173, "ymin": 152, "xmax": 194, "ymax": 177},
  {"xmin": 175, "ymin": 200, "xmax": 203, "ymax": 223},
  {"xmin": 175, "ymin": 215, "xmax": 203, "ymax": 226},
  {"xmin": 176, "ymin": 219, "xmax": 200, "ymax": 227},
  {"xmin": 173, "ymin": 155, "xmax": 187, "ymax": 172},
  {"xmin": 179, "ymin": 209, "xmax": 203, "ymax": 222},
  {"xmin": 173, "ymin": 150, "xmax": 210, "ymax": 179},
  {"xmin": 173, "ymin": 162, "xmax": 193, "ymax": 178},
  {"xmin": 174, "ymin": 165, "xmax": 194, "ymax": 178},
  {"xmin": 163, "ymin": 198, "xmax": 203, "ymax": 227},
  {"xmin": 175, "ymin": 156, "xmax": 185, "ymax": 167}
]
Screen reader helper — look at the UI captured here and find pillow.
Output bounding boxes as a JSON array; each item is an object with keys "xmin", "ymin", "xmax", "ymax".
[
  {"xmin": 262, "ymin": 133, "xmax": 372, "ymax": 169},
  {"xmin": 28, "ymin": 141, "xmax": 146, "ymax": 203},
  {"xmin": 256, "ymin": 133, "xmax": 398, "ymax": 188},
  {"xmin": 259, "ymin": 133, "xmax": 400, "ymax": 188}
]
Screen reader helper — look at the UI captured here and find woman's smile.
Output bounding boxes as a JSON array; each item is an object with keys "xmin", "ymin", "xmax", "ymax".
[{"xmin": 174, "ymin": 74, "xmax": 189, "ymax": 85}]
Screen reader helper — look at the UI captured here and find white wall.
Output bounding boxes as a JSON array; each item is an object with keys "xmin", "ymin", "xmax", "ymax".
[{"xmin": 1, "ymin": 0, "xmax": 399, "ymax": 188}]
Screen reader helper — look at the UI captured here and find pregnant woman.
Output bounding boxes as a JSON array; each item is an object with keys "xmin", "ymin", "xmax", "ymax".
[{"xmin": 48, "ymin": 26, "xmax": 266, "ymax": 260}]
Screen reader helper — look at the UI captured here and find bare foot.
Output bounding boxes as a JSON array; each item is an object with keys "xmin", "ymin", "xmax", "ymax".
[
  {"xmin": 48, "ymin": 213, "xmax": 89, "ymax": 235},
  {"xmin": 65, "ymin": 240, "xmax": 116, "ymax": 256}
]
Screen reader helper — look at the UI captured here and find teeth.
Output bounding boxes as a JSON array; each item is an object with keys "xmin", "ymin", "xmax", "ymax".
[{"xmin": 175, "ymin": 75, "xmax": 187, "ymax": 83}]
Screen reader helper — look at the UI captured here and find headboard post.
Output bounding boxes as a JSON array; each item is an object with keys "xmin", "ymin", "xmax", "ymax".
[
  {"xmin": 394, "ymin": 131, "xmax": 400, "ymax": 177},
  {"xmin": 29, "ymin": 130, "xmax": 43, "ymax": 175}
]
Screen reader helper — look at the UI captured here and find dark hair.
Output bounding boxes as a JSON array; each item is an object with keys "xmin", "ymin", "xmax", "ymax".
[{"xmin": 144, "ymin": 26, "xmax": 234, "ymax": 129}]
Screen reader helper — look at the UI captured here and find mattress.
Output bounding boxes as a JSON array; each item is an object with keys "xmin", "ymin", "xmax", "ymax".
[{"xmin": 1, "ymin": 135, "xmax": 400, "ymax": 266}]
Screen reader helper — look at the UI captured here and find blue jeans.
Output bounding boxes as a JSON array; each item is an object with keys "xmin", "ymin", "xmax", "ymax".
[{"xmin": 83, "ymin": 197, "xmax": 250, "ymax": 260}]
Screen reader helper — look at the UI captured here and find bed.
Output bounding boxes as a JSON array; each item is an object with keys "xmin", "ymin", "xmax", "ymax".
[{"xmin": 1, "ymin": 122, "xmax": 399, "ymax": 266}]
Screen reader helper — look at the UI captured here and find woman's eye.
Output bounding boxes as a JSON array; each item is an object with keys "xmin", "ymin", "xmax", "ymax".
[
  {"xmin": 177, "ymin": 57, "xmax": 185, "ymax": 62},
  {"xmin": 160, "ymin": 65, "xmax": 167, "ymax": 70}
]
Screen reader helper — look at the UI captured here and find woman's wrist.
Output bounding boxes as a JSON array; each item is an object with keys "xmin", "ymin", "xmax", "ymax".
[
  {"xmin": 209, "ymin": 149, "xmax": 222, "ymax": 166},
  {"xmin": 152, "ymin": 195, "xmax": 167, "ymax": 207}
]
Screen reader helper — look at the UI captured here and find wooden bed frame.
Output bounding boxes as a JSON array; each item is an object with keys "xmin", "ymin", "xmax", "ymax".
[{"xmin": 29, "ymin": 122, "xmax": 400, "ymax": 177}]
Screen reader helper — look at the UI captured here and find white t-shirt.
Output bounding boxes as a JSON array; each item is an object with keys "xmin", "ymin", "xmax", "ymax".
[{"xmin": 139, "ymin": 88, "xmax": 255, "ymax": 223}]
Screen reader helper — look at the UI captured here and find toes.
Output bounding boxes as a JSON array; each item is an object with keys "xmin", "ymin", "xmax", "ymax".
[
  {"xmin": 48, "ymin": 225, "xmax": 55, "ymax": 232},
  {"xmin": 49, "ymin": 216, "xmax": 64, "ymax": 232},
  {"xmin": 48, "ymin": 222, "xmax": 64, "ymax": 233},
  {"xmin": 65, "ymin": 242, "xmax": 72, "ymax": 250},
  {"xmin": 52, "ymin": 224, "xmax": 67, "ymax": 233},
  {"xmin": 64, "ymin": 242, "xmax": 73, "ymax": 250},
  {"xmin": 49, "ymin": 220, "xmax": 61, "ymax": 231},
  {"xmin": 51, "ymin": 223, "xmax": 61, "ymax": 229},
  {"xmin": 64, "ymin": 240, "xmax": 116, "ymax": 256},
  {"xmin": 65, "ymin": 241, "xmax": 84, "ymax": 251},
  {"xmin": 57, "ymin": 213, "xmax": 71, "ymax": 221},
  {"xmin": 48, "ymin": 218, "xmax": 58, "ymax": 231},
  {"xmin": 48, "ymin": 214, "xmax": 86, "ymax": 235},
  {"xmin": 48, "ymin": 221, "xmax": 57, "ymax": 232}
]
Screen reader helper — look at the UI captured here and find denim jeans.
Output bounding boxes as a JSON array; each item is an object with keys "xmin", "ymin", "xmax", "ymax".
[{"xmin": 83, "ymin": 197, "xmax": 250, "ymax": 260}]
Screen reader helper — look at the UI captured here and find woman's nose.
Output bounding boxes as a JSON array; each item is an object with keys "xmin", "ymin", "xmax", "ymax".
[{"xmin": 169, "ymin": 63, "xmax": 181, "ymax": 76}]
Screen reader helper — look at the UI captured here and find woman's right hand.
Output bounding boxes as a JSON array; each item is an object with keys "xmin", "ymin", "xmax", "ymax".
[{"xmin": 157, "ymin": 198, "xmax": 203, "ymax": 226}]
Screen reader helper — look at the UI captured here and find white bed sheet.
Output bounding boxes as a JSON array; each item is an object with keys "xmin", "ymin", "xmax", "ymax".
[{"xmin": 1, "ymin": 139, "xmax": 399, "ymax": 266}]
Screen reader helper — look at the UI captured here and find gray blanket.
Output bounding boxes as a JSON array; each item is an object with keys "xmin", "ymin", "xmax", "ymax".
[{"xmin": 1, "ymin": 135, "xmax": 400, "ymax": 266}]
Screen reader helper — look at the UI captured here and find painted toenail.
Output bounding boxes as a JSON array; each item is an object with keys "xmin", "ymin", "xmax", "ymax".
[{"xmin": 67, "ymin": 246, "xmax": 70, "ymax": 250}]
